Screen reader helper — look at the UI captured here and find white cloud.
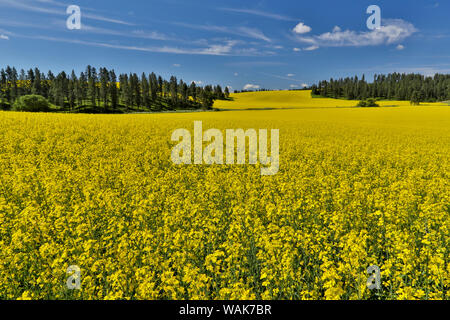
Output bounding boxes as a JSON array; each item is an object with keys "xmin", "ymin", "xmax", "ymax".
[
  {"xmin": 193, "ymin": 81, "xmax": 203, "ymax": 85},
  {"xmin": 234, "ymin": 72, "xmax": 239, "ymax": 76},
  {"xmin": 173, "ymin": 64, "xmax": 181, "ymax": 67},
  {"xmin": 294, "ymin": 19, "xmax": 417, "ymax": 48},
  {"xmin": 0, "ymin": 34, "xmax": 9, "ymax": 40},
  {"xmin": 396, "ymin": 44, "xmax": 405, "ymax": 50},
  {"xmin": 293, "ymin": 47, "xmax": 301, "ymax": 52},
  {"xmin": 201, "ymin": 40, "xmax": 237, "ymax": 55},
  {"xmin": 304, "ymin": 45, "xmax": 319, "ymax": 51},
  {"xmin": 287, "ymin": 74, "xmax": 295, "ymax": 77},
  {"xmin": 291, "ymin": 83, "xmax": 308, "ymax": 89},
  {"xmin": 243, "ymin": 84, "xmax": 260, "ymax": 90},
  {"xmin": 293, "ymin": 22, "xmax": 312, "ymax": 34}
]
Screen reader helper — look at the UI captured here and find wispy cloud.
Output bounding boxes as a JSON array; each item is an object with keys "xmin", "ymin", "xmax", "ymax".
[
  {"xmin": 0, "ymin": 28, "xmax": 14, "ymax": 37},
  {"xmin": 0, "ymin": 34, "xmax": 9, "ymax": 40},
  {"xmin": 238, "ymin": 27, "xmax": 271, "ymax": 42},
  {"xmin": 35, "ymin": 0, "xmax": 69, "ymax": 7},
  {"xmin": 343, "ymin": 62, "xmax": 450, "ymax": 77},
  {"xmin": 226, "ymin": 61, "xmax": 285, "ymax": 67},
  {"xmin": 261, "ymin": 72, "xmax": 305, "ymax": 83},
  {"xmin": 174, "ymin": 22, "xmax": 271, "ymax": 42},
  {"xmin": 294, "ymin": 19, "xmax": 417, "ymax": 48},
  {"xmin": 387, "ymin": 66, "xmax": 450, "ymax": 77},
  {"xmin": 0, "ymin": 0, "xmax": 135, "ymax": 26},
  {"xmin": 130, "ymin": 30, "xmax": 170, "ymax": 41},
  {"xmin": 0, "ymin": 18, "xmax": 50, "ymax": 29},
  {"xmin": 83, "ymin": 13, "xmax": 134, "ymax": 26},
  {"xmin": 78, "ymin": 23, "xmax": 171, "ymax": 40},
  {"xmin": 0, "ymin": 18, "xmax": 153, "ymax": 41},
  {"xmin": 13, "ymin": 32, "xmax": 258, "ymax": 56},
  {"xmin": 303, "ymin": 45, "xmax": 319, "ymax": 51},
  {"xmin": 220, "ymin": 7, "xmax": 296, "ymax": 21}
]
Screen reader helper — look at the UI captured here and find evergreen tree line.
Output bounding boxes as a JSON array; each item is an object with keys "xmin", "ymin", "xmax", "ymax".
[
  {"xmin": 311, "ymin": 73, "xmax": 450, "ymax": 102},
  {"xmin": 0, "ymin": 65, "xmax": 230, "ymax": 112}
]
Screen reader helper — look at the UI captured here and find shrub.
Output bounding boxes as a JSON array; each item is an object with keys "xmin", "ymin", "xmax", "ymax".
[
  {"xmin": 357, "ymin": 98, "xmax": 379, "ymax": 107},
  {"xmin": 13, "ymin": 95, "xmax": 51, "ymax": 112},
  {"xmin": 357, "ymin": 100, "xmax": 367, "ymax": 107}
]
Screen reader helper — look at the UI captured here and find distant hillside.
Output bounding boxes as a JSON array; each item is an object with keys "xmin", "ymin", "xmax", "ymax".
[{"xmin": 213, "ymin": 90, "xmax": 447, "ymax": 110}]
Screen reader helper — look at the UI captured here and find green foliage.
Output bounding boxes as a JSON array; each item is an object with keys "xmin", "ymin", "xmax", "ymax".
[
  {"xmin": 1, "ymin": 65, "xmax": 224, "ymax": 114},
  {"xmin": 0, "ymin": 102, "xmax": 11, "ymax": 111},
  {"xmin": 357, "ymin": 98, "xmax": 379, "ymax": 107},
  {"xmin": 311, "ymin": 72, "xmax": 450, "ymax": 102},
  {"xmin": 410, "ymin": 90, "xmax": 422, "ymax": 106},
  {"xmin": 12, "ymin": 95, "xmax": 51, "ymax": 112}
]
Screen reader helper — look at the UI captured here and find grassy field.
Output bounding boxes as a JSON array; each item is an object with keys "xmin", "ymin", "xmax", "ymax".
[
  {"xmin": 214, "ymin": 90, "xmax": 448, "ymax": 110},
  {"xmin": 0, "ymin": 100, "xmax": 448, "ymax": 300}
]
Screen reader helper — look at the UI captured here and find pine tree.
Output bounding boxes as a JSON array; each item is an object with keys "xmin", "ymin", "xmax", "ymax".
[
  {"xmin": 169, "ymin": 76, "xmax": 178, "ymax": 107},
  {"xmin": 141, "ymin": 73, "xmax": 151, "ymax": 110},
  {"xmin": 224, "ymin": 86, "xmax": 230, "ymax": 99},
  {"xmin": 109, "ymin": 70, "xmax": 118, "ymax": 110},
  {"xmin": 149, "ymin": 72, "xmax": 158, "ymax": 101},
  {"xmin": 180, "ymin": 80, "xmax": 189, "ymax": 104},
  {"xmin": 11, "ymin": 67, "xmax": 18, "ymax": 103},
  {"xmin": 68, "ymin": 70, "xmax": 77, "ymax": 110},
  {"xmin": 100, "ymin": 68, "xmax": 109, "ymax": 110},
  {"xmin": 126, "ymin": 74, "xmax": 134, "ymax": 108},
  {"xmin": 131, "ymin": 73, "xmax": 141, "ymax": 109},
  {"xmin": 32, "ymin": 68, "xmax": 42, "ymax": 95},
  {"xmin": 88, "ymin": 67, "xmax": 97, "ymax": 107},
  {"xmin": 189, "ymin": 82, "xmax": 197, "ymax": 102}
]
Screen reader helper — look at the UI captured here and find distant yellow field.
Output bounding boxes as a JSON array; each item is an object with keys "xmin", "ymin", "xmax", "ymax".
[{"xmin": 214, "ymin": 90, "xmax": 448, "ymax": 109}]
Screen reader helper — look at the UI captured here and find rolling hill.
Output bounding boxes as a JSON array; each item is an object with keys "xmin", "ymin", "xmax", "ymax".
[{"xmin": 214, "ymin": 90, "xmax": 448, "ymax": 110}]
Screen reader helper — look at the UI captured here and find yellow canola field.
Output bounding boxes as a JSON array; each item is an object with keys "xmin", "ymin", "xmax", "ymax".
[
  {"xmin": 214, "ymin": 90, "xmax": 448, "ymax": 109},
  {"xmin": 0, "ymin": 106, "xmax": 448, "ymax": 300}
]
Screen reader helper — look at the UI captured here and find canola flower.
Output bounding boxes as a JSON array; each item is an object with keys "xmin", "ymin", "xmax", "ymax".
[
  {"xmin": 213, "ymin": 90, "xmax": 447, "ymax": 110},
  {"xmin": 0, "ymin": 105, "xmax": 448, "ymax": 300}
]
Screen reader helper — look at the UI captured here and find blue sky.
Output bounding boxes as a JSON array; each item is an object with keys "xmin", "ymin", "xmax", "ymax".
[{"xmin": 0, "ymin": 0, "xmax": 449, "ymax": 90}]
